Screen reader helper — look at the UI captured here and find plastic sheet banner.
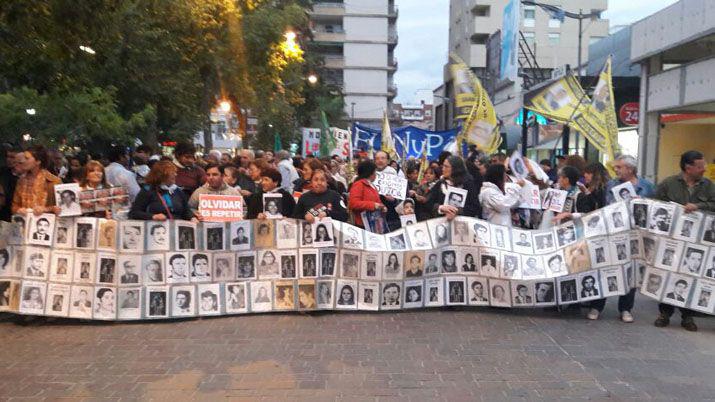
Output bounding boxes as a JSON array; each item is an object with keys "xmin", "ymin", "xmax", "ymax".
[
  {"xmin": 301, "ymin": 127, "xmax": 350, "ymax": 158},
  {"xmin": 2, "ymin": 199, "xmax": 715, "ymax": 321},
  {"xmin": 352, "ymin": 123, "xmax": 459, "ymax": 161}
]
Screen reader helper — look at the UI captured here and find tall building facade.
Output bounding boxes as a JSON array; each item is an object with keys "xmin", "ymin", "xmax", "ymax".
[
  {"xmin": 437, "ymin": 0, "xmax": 609, "ymax": 130},
  {"xmin": 309, "ymin": 0, "xmax": 398, "ymax": 127}
]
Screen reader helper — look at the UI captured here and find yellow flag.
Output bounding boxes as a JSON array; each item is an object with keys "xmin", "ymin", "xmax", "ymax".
[
  {"xmin": 381, "ymin": 109, "xmax": 398, "ymax": 161},
  {"xmin": 449, "ymin": 54, "xmax": 501, "ymax": 154},
  {"xmin": 586, "ymin": 56, "xmax": 620, "ymax": 164}
]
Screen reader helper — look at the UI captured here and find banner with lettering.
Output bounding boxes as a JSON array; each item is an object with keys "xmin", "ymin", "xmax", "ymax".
[{"xmin": 352, "ymin": 123, "xmax": 460, "ymax": 161}]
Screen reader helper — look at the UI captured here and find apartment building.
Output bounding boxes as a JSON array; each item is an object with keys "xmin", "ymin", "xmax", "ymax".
[
  {"xmin": 309, "ymin": 0, "xmax": 398, "ymax": 127},
  {"xmin": 437, "ymin": 0, "xmax": 609, "ymax": 130}
]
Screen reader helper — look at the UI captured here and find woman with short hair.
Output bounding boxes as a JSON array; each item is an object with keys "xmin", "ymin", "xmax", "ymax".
[
  {"xmin": 348, "ymin": 160, "xmax": 386, "ymax": 228},
  {"xmin": 427, "ymin": 156, "xmax": 481, "ymax": 220},
  {"xmin": 128, "ymin": 160, "xmax": 194, "ymax": 221}
]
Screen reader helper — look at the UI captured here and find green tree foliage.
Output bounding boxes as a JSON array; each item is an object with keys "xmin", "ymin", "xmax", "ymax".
[{"xmin": 0, "ymin": 0, "xmax": 344, "ymax": 151}]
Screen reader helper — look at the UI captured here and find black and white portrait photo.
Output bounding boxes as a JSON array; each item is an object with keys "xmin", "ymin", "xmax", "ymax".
[
  {"xmin": 45, "ymin": 283, "xmax": 70, "ymax": 317},
  {"xmin": 253, "ymin": 220, "xmax": 275, "ymax": 248},
  {"xmin": 679, "ymin": 245, "xmax": 707, "ymax": 276},
  {"xmin": 509, "ymin": 150, "xmax": 528, "ymax": 179},
  {"xmin": 406, "ymin": 222, "xmax": 432, "ymax": 250},
  {"xmin": 555, "ymin": 221, "xmax": 577, "ymax": 248},
  {"xmin": 654, "ymin": 239, "xmax": 685, "ymax": 272},
  {"xmin": 700, "ymin": 215, "xmax": 715, "ymax": 245},
  {"xmin": 23, "ymin": 247, "xmax": 49, "ymax": 280},
  {"xmin": 364, "ymin": 231, "xmax": 387, "ymax": 251},
  {"xmin": 403, "ymin": 280, "xmax": 423, "ymax": 308},
  {"xmin": 93, "ymin": 287, "xmax": 116, "ymax": 320},
  {"xmin": 225, "ymin": 282, "xmax": 248, "ymax": 313},
  {"xmin": 648, "ymin": 203, "xmax": 676, "ymax": 235},
  {"xmin": 446, "ymin": 277, "xmax": 466, "ymax": 305},
  {"xmin": 387, "ymin": 231, "xmax": 407, "ymax": 251},
  {"xmin": 120, "ymin": 221, "xmax": 144, "ymax": 252},
  {"xmin": 587, "ymin": 237, "xmax": 611, "ymax": 268},
  {"xmin": 610, "ymin": 234, "xmax": 630, "ymax": 264},
  {"xmin": 605, "ymin": 203, "xmax": 630, "ymax": 234},
  {"xmin": 534, "ymin": 281, "xmax": 556, "ymax": 306},
  {"xmin": 166, "ymin": 252, "xmax": 190, "ymax": 284},
  {"xmin": 27, "ymin": 213, "xmax": 55, "ymax": 247},
  {"xmin": 479, "ymin": 251, "xmax": 499, "ymax": 278},
  {"xmin": 489, "ymin": 279, "xmax": 511, "ymax": 307},
  {"xmin": 335, "ymin": 280, "xmax": 357, "ymax": 310},
  {"xmin": 673, "ymin": 211, "xmax": 703, "ymax": 243},
  {"xmin": 73, "ymin": 252, "xmax": 96, "ymax": 284},
  {"xmin": 521, "ymin": 255, "xmax": 545, "ymax": 280},
  {"xmin": 176, "ymin": 222, "xmax": 197, "ymax": 251},
  {"xmin": 403, "ymin": 251, "xmax": 424, "ymax": 278},
  {"xmin": 189, "ymin": 253, "xmax": 211, "ymax": 282},
  {"xmin": 229, "ymin": 221, "xmax": 251, "ymax": 251},
  {"xmin": 611, "ymin": 181, "xmax": 637, "ymax": 202},
  {"xmin": 213, "ymin": 253, "xmax": 235, "ymax": 281},
  {"xmin": 360, "ymin": 252, "xmax": 381, "ymax": 280},
  {"xmin": 9, "ymin": 215, "xmax": 26, "ymax": 245},
  {"xmin": 276, "ymin": 219, "xmax": 298, "ymax": 249},
  {"xmin": 297, "ymin": 281, "xmax": 316, "ymax": 310},
  {"xmin": 146, "ymin": 286, "xmax": 169, "ymax": 318},
  {"xmin": 662, "ymin": 274, "xmax": 692, "ymax": 307},
  {"xmin": 511, "ymin": 229, "xmax": 533, "ymax": 254},
  {"xmin": 640, "ymin": 267, "xmax": 666, "ymax": 300},
  {"xmin": 631, "ymin": 199, "xmax": 649, "ymax": 229},
  {"xmin": 147, "ymin": 221, "xmax": 170, "ymax": 251},
  {"xmin": 467, "ymin": 278, "xmax": 489, "ymax": 306},
  {"xmin": 142, "ymin": 255, "xmax": 165, "ymax": 285},
  {"xmin": 237, "ymin": 252, "xmax": 256, "ymax": 279},
  {"xmin": 557, "ymin": 276, "xmax": 578, "ymax": 304},
  {"xmin": 472, "ymin": 221, "xmax": 491, "ymax": 246},
  {"xmin": 250, "ymin": 281, "xmax": 273, "ymax": 312},
  {"xmin": 440, "ymin": 248, "xmax": 458, "ymax": 274},
  {"xmin": 511, "ymin": 281, "xmax": 534, "ymax": 306},
  {"xmin": 600, "ymin": 267, "xmax": 625, "ymax": 298},
  {"xmin": 577, "ymin": 272, "xmax": 601, "ymax": 301},
  {"xmin": 316, "ymin": 280, "xmax": 334, "ymax": 309},
  {"xmin": 340, "ymin": 250, "xmax": 360, "ymax": 278},
  {"xmin": 204, "ymin": 223, "xmax": 225, "ymax": 251},
  {"xmin": 501, "ymin": 252, "xmax": 521, "ymax": 279},
  {"xmin": 198, "ymin": 283, "xmax": 222, "ymax": 316},
  {"xmin": 544, "ymin": 250, "xmax": 566, "ymax": 276},
  {"xmin": 171, "ymin": 285, "xmax": 196, "ymax": 317},
  {"xmin": 533, "ymin": 231, "xmax": 556, "ymax": 253},
  {"xmin": 424, "ymin": 277, "xmax": 444, "ymax": 307},
  {"xmin": 424, "ymin": 252, "xmax": 440, "ymax": 276},
  {"xmin": 340, "ymin": 224, "xmax": 364, "ymax": 249},
  {"xmin": 54, "ymin": 218, "xmax": 73, "ymax": 249},
  {"xmin": 311, "ymin": 219, "xmax": 334, "ymax": 248},
  {"xmin": 443, "ymin": 185, "xmax": 468, "ymax": 209},
  {"xmin": 383, "ymin": 251, "xmax": 404, "ymax": 279},
  {"xmin": 380, "ymin": 282, "xmax": 401, "ymax": 309},
  {"xmin": 320, "ymin": 249, "xmax": 336, "ymax": 277},
  {"xmin": 451, "ymin": 219, "xmax": 470, "ymax": 246},
  {"xmin": 280, "ymin": 252, "xmax": 298, "ymax": 279},
  {"xmin": 115, "ymin": 287, "xmax": 137, "ymax": 317},
  {"xmin": 257, "ymin": 250, "xmax": 280, "ymax": 279},
  {"xmin": 262, "ymin": 193, "xmax": 284, "ymax": 219},
  {"xmin": 459, "ymin": 249, "xmax": 477, "ymax": 274},
  {"xmin": 357, "ymin": 281, "xmax": 379, "ymax": 311},
  {"xmin": 582, "ymin": 211, "xmax": 607, "ymax": 238},
  {"xmin": 298, "ymin": 249, "xmax": 318, "ymax": 278},
  {"xmin": 69, "ymin": 285, "xmax": 93, "ymax": 319},
  {"xmin": 703, "ymin": 248, "xmax": 715, "ymax": 280},
  {"xmin": 428, "ymin": 218, "xmax": 450, "ymax": 247},
  {"xmin": 300, "ymin": 221, "xmax": 313, "ymax": 247},
  {"xmin": 642, "ymin": 234, "xmax": 657, "ymax": 264},
  {"xmin": 689, "ymin": 280, "xmax": 715, "ymax": 313},
  {"xmin": 97, "ymin": 254, "xmax": 117, "ymax": 285},
  {"xmin": 117, "ymin": 255, "xmax": 141, "ymax": 285},
  {"xmin": 54, "ymin": 183, "xmax": 82, "ymax": 216},
  {"xmin": 49, "ymin": 251, "xmax": 73, "ymax": 283}
]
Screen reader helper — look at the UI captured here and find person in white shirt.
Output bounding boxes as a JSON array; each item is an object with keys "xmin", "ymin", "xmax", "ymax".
[
  {"xmin": 479, "ymin": 164, "xmax": 521, "ymax": 226},
  {"xmin": 276, "ymin": 150, "xmax": 298, "ymax": 193},
  {"xmin": 104, "ymin": 146, "xmax": 140, "ymax": 202}
]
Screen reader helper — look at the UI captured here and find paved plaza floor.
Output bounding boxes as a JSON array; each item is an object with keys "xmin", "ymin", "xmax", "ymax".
[{"xmin": 0, "ymin": 295, "xmax": 714, "ymax": 401}]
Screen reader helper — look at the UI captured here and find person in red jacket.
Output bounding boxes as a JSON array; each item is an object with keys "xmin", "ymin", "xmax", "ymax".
[{"xmin": 348, "ymin": 160, "xmax": 387, "ymax": 228}]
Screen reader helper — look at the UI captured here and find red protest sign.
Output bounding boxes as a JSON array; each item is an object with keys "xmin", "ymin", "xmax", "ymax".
[{"xmin": 198, "ymin": 194, "xmax": 244, "ymax": 222}]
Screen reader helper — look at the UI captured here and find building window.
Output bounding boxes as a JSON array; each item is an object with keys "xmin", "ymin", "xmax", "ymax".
[
  {"xmin": 472, "ymin": 5, "xmax": 490, "ymax": 17},
  {"xmin": 523, "ymin": 6, "xmax": 536, "ymax": 27},
  {"xmin": 470, "ymin": 33, "xmax": 489, "ymax": 45},
  {"xmin": 548, "ymin": 17, "xmax": 561, "ymax": 28},
  {"xmin": 522, "ymin": 32, "xmax": 535, "ymax": 47},
  {"xmin": 548, "ymin": 33, "xmax": 560, "ymax": 45}
]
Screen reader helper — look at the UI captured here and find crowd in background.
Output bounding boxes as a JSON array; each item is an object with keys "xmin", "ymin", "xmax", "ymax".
[{"xmin": 1, "ymin": 140, "xmax": 714, "ymax": 331}]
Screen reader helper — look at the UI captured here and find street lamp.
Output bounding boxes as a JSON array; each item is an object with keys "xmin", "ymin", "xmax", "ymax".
[
  {"xmin": 307, "ymin": 74, "xmax": 318, "ymax": 85},
  {"xmin": 521, "ymin": 1, "xmax": 601, "ymax": 78},
  {"xmin": 219, "ymin": 100, "xmax": 231, "ymax": 113},
  {"xmin": 25, "ymin": 108, "xmax": 36, "ymax": 115},
  {"xmin": 282, "ymin": 30, "xmax": 303, "ymax": 59}
]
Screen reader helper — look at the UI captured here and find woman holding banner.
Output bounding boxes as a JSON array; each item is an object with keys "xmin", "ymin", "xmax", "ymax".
[
  {"xmin": 79, "ymin": 160, "xmax": 112, "ymax": 218},
  {"xmin": 246, "ymin": 167, "xmax": 295, "ymax": 219},
  {"xmin": 128, "ymin": 160, "xmax": 194, "ymax": 221},
  {"xmin": 427, "ymin": 156, "xmax": 481, "ymax": 220},
  {"xmin": 348, "ymin": 160, "xmax": 386, "ymax": 229}
]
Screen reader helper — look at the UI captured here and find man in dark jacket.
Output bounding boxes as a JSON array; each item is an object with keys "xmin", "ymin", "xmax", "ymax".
[{"xmin": 173, "ymin": 142, "xmax": 206, "ymax": 198}]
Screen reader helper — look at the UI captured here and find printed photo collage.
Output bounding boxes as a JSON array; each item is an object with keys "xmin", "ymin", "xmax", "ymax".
[{"xmin": 1, "ymin": 198, "xmax": 713, "ymax": 321}]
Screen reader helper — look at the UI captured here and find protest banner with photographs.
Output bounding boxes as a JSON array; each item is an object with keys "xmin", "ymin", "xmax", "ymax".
[{"xmin": 3, "ymin": 200, "xmax": 715, "ymax": 322}]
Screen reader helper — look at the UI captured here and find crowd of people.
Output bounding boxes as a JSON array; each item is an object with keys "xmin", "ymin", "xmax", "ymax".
[{"xmin": 0, "ymin": 140, "xmax": 713, "ymax": 331}]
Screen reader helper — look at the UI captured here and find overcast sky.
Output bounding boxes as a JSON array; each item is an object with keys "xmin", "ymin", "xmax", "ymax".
[{"xmin": 394, "ymin": 0, "xmax": 680, "ymax": 105}]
